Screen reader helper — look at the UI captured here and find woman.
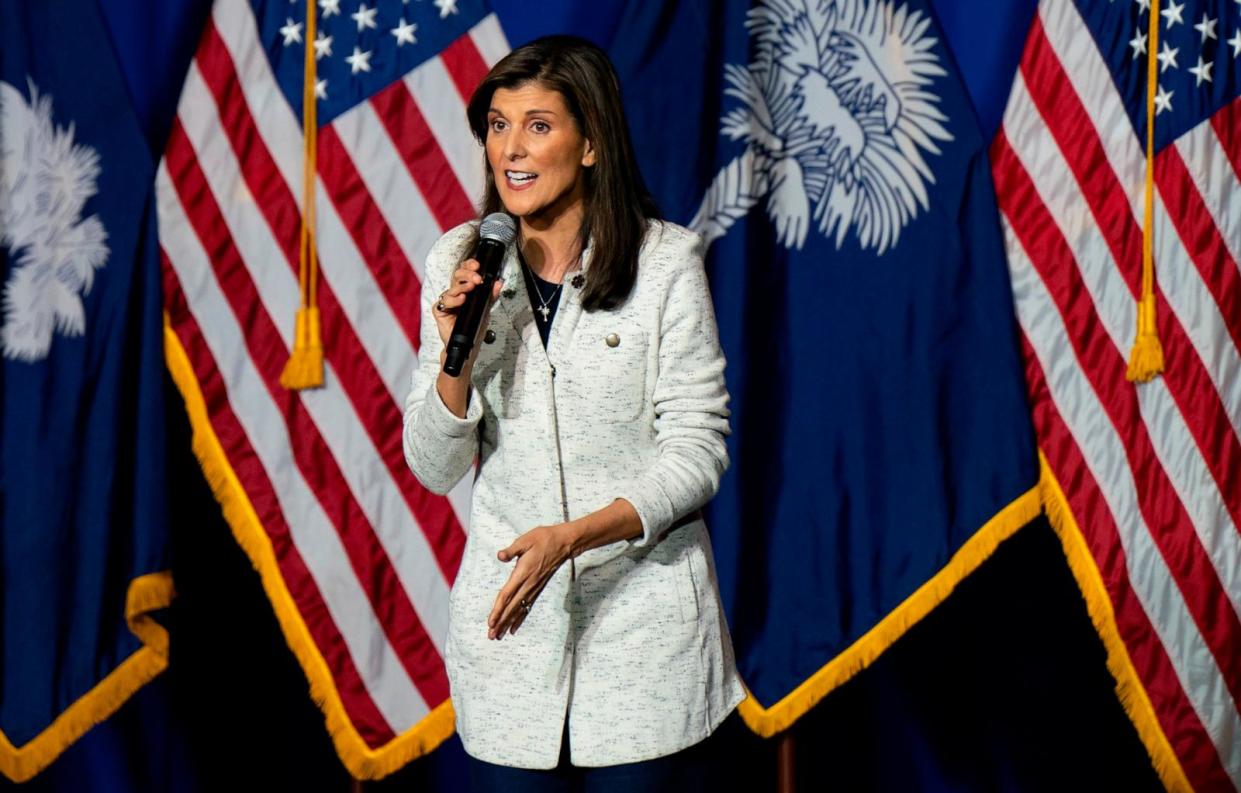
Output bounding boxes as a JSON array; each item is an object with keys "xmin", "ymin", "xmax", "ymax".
[{"xmin": 402, "ymin": 35, "xmax": 743, "ymax": 790}]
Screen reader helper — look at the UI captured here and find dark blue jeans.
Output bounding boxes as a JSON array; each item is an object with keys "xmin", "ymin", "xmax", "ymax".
[{"xmin": 465, "ymin": 724, "xmax": 713, "ymax": 793}]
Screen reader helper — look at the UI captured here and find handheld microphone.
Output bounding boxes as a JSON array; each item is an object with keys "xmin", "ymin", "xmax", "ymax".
[{"xmin": 443, "ymin": 213, "xmax": 517, "ymax": 377}]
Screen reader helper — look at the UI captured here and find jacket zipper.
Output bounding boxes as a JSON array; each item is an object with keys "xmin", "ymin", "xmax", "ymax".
[{"xmin": 547, "ymin": 362, "xmax": 574, "ymax": 580}]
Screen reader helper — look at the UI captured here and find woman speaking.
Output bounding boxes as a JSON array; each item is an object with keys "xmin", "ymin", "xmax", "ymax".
[{"xmin": 402, "ymin": 35, "xmax": 743, "ymax": 791}]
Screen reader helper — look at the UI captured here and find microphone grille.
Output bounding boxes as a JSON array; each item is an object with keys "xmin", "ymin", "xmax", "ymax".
[{"xmin": 479, "ymin": 212, "xmax": 517, "ymax": 245}]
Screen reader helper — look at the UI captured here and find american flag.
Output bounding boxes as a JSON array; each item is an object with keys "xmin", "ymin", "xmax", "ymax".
[
  {"xmin": 156, "ymin": 0, "xmax": 507, "ymax": 777},
  {"xmin": 991, "ymin": 0, "xmax": 1240, "ymax": 789}
]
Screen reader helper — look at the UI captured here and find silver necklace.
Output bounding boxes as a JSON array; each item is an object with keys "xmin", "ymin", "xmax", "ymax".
[
  {"xmin": 530, "ymin": 271, "xmax": 562, "ymax": 322},
  {"xmin": 520, "ymin": 247, "xmax": 576, "ymax": 322}
]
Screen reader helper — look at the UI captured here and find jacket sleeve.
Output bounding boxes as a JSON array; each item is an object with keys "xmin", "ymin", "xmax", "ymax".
[
  {"xmin": 402, "ymin": 227, "xmax": 483, "ymax": 495},
  {"xmin": 614, "ymin": 230, "xmax": 731, "ymax": 547}
]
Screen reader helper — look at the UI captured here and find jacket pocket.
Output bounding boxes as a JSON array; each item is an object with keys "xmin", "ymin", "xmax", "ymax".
[
  {"xmin": 674, "ymin": 554, "xmax": 700, "ymax": 624},
  {"xmin": 562, "ymin": 324, "xmax": 648, "ymax": 422}
]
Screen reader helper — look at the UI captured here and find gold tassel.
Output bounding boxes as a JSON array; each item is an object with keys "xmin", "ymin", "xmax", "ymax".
[
  {"xmin": 280, "ymin": 306, "xmax": 324, "ymax": 389},
  {"xmin": 282, "ymin": 0, "xmax": 324, "ymax": 391},
  {"xmin": 1125, "ymin": 294, "xmax": 1164, "ymax": 383},
  {"xmin": 1127, "ymin": 0, "xmax": 1164, "ymax": 384}
]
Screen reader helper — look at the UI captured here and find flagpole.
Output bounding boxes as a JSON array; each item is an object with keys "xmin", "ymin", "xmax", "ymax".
[{"xmin": 777, "ymin": 729, "xmax": 796, "ymax": 793}]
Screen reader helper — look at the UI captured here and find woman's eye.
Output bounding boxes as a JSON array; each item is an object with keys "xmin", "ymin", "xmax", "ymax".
[
  {"xmin": 531, "ymin": 121, "xmax": 550, "ymax": 133},
  {"xmin": 490, "ymin": 119, "xmax": 506, "ymax": 132}
]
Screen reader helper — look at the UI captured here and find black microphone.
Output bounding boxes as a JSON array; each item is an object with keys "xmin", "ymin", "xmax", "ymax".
[{"xmin": 443, "ymin": 212, "xmax": 517, "ymax": 377}]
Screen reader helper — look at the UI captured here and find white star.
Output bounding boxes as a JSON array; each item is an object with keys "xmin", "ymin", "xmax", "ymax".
[
  {"xmin": 279, "ymin": 17, "xmax": 303, "ymax": 45},
  {"xmin": 1188, "ymin": 56, "xmax": 1213, "ymax": 85},
  {"xmin": 319, "ymin": 0, "xmax": 340, "ymax": 17},
  {"xmin": 1161, "ymin": 0, "xmax": 1184, "ymax": 28},
  {"xmin": 1230, "ymin": 29, "xmax": 1241, "ymax": 58},
  {"xmin": 1154, "ymin": 84, "xmax": 1173, "ymax": 115},
  {"xmin": 1156, "ymin": 40, "xmax": 1179, "ymax": 72},
  {"xmin": 434, "ymin": 0, "xmax": 459, "ymax": 18},
  {"xmin": 1128, "ymin": 29, "xmax": 1147, "ymax": 58},
  {"xmin": 314, "ymin": 31, "xmax": 333, "ymax": 60},
  {"xmin": 346, "ymin": 46, "xmax": 373, "ymax": 74},
  {"xmin": 315, "ymin": 79, "xmax": 328, "ymax": 100},
  {"xmin": 1134, "ymin": 0, "xmax": 1150, "ymax": 11},
  {"xmin": 391, "ymin": 19, "xmax": 417, "ymax": 46},
  {"xmin": 1193, "ymin": 13, "xmax": 1217, "ymax": 41},
  {"xmin": 352, "ymin": 2, "xmax": 378, "ymax": 31}
]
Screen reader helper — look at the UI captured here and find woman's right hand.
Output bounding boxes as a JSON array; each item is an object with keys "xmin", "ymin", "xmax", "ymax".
[
  {"xmin": 432, "ymin": 257, "xmax": 505, "ymax": 357},
  {"xmin": 432, "ymin": 258, "xmax": 504, "ymax": 418}
]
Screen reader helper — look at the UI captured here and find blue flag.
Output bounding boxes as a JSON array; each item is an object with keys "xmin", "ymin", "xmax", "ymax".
[
  {"xmin": 0, "ymin": 0, "xmax": 172, "ymax": 781},
  {"xmin": 609, "ymin": 0, "xmax": 1041, "ymax": 732}
]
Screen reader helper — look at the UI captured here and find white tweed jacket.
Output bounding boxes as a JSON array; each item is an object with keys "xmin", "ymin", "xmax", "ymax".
[{"xmin": 403, "ymin": 219, "xmax": 744, "ymax": 769}]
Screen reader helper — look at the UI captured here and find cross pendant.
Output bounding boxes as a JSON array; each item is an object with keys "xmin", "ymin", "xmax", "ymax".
[{"xmin": 539, "ymin": 305, "xmax": 551, "ymax": 321}]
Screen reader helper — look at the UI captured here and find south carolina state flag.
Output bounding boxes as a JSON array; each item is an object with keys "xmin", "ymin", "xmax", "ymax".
[
  {"xmin": 0, "ymin": 0, "xmax": 172, "ymax": 781},
  {"xmin": 610, "ymin": 0, "xmax": 1041, "ymax": 734}
]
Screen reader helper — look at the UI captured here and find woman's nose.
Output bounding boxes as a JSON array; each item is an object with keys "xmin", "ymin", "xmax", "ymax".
[{"xmin": 503, "ymin": 130, "xmax": 526, "ymax": 160}]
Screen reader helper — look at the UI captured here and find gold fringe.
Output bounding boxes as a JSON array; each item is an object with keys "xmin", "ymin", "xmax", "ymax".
[
  {"xmin": 1037, "ymin": 452, "xmax": 1190, "ymax": 791},
  {"xmin": 737, "ymin": 484, "xmax": 1042, "ymax": 736},
  {"xmin": 738, "ymin": 458, "xmax": 1193, "ymax": 791},
  {"xmin": 163, "ymin": 319, "xmax": 455, "ymax": 779},
  {"xmin": 279, "ymin": 306, "xmax": 325, "ymax": 389},
  {"xmin": 0, "ymin": 572, "xmax": 174, "ymax": 783}
]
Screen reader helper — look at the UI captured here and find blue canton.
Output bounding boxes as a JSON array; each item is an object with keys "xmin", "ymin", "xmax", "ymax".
[
  {"xmin": 1075, "ymin": 0, "xmax": 1241, "ymax": 150},
  {"xmin": 254, "ymin": 0, "xmax": 490, "ymax": 124}
]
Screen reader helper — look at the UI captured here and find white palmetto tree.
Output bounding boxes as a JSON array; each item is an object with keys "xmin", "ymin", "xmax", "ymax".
[
  {"xmin": 1, "ymin": 79, "xmax": 108, "ymax": 362},
  {"xmin": 692, "ymin": 0, "xmax": 954, "ymax": 255}
]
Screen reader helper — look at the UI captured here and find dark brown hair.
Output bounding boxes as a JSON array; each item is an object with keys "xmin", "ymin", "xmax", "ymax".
[{"xmin": 466, "ymin": 35, "xmax": 659, "ymax": 311}]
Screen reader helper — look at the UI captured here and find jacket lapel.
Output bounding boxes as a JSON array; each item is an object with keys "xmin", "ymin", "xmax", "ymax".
[
  {"xmin": 546, "ymin": 237, "xmax": 593, "ymax": 364},
  {"xmin": 497, "ymin": 245, "xmax": 545, "ymax": 364}
]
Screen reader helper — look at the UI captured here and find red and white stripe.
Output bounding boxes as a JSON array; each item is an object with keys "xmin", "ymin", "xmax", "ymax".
[
  {"xmin": 157, "ymin": 0, "xmax": 508, "ymax": 753},
  {"xmin": 993, "ymin": 0, "xmax": 1241, "ymax": 788}
]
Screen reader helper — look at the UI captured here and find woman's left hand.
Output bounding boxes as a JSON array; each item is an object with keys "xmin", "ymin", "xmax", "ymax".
[{"xmin": 488, "ymin": 523, "xmax": 577, "ymax": 639}]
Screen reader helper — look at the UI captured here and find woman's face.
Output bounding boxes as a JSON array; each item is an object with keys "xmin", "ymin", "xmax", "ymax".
[{"xmin": 485, "ymin": 83, "xmax": 596, "ymax": 224}]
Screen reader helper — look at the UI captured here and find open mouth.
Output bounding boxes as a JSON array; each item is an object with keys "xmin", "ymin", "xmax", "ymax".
[{"xmin": 505, "ymin": 170, "xmax": 538, "ymax": 189}]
